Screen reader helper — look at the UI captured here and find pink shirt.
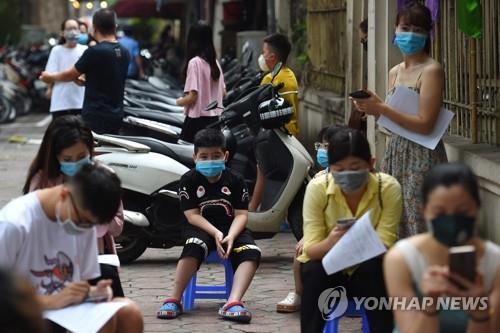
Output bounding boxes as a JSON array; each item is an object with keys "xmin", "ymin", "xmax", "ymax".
[{"xmin": 184, "ymin": 56, "xmax": 225, "ymax": 118}]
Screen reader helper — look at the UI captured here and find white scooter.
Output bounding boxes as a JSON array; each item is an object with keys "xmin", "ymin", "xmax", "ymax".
[{"xmin": 95, "ymin": 84, "xmax": 314, "ymax": 264}]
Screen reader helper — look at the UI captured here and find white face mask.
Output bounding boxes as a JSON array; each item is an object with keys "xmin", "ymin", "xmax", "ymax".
[
  {"xmin": 258, "ymin": 54, "xmax": 270, "ymax": 72},
  {"xmin": 56, "ymin": 200, "xmax": 92, "ymax": 235}
]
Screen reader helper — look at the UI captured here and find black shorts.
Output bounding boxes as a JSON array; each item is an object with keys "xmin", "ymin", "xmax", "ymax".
[
  {"xmin": 82, "ymin": 113, "xmax": 122, "ymax": 135},
  {"xmin": 51, "ymin": 109, "xmax": 82, "ymax": 118},
  {"xmin": 180, "ymin": 225, "xmax": 261, "ymax": 271},
  {"xmin": 180, "ymin": 116, "xmax": 219, "ymax": 143}
]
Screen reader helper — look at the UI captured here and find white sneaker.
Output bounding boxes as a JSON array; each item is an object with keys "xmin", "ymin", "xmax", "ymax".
[{"xmin": 276, "ymin": 292, "xmax": 301, "ymax": 313}]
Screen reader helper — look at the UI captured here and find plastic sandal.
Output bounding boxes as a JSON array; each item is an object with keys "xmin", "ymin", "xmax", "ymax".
[
  {"xmin": 218, "ymin": 301, "xmax": 252, "ymax": 323},
  {"xmin": 157, "ymin": 298, "xmax": 183, "ymax": 319}
]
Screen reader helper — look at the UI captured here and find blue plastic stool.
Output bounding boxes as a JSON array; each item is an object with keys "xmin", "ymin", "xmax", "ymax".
[
  {"xmin": 323, "ymin": 299, "xmax": 370, "ymax": 333},
  {"xmin": 182, "ymin": 251, "xmax": 234, "ymax": 311}
]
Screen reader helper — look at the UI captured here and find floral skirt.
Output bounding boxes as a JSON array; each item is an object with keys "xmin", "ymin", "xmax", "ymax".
[{"xmin": 381, "ymin": 134, "xmax": 448, "ymax": 239}]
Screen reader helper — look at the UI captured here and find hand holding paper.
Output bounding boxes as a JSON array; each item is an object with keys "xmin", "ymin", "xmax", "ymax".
[
  {"xmin": 378, "ymin": 86, "xmax": 454, "ymax": 150},
  {"xmin": 322, "ymin": 210, "xmax": 386, "ymax": 275}
]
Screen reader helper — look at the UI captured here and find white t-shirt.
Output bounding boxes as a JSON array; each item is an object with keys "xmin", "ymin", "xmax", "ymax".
[
  {"xmin": 0, "ymin": 192, "xmax": 100, "ymax": 295},
  {"xmin": 45, "ymin": 44, "xmax": 87, "ymax": 112}
]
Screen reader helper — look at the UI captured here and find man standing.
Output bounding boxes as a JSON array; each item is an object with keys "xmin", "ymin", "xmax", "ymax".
[
  {"xmin": 40, "ymin": 9, "xmax": 130, "ymax": 135},
  {"xmin": 119, "ymin": 26, "xmax": 145, "ymax": 79}
]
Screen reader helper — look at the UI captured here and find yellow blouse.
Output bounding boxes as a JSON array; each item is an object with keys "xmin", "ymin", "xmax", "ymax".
[{"xmin": 297, "ymin": 171, "xmax": 402, "ymax": 264}]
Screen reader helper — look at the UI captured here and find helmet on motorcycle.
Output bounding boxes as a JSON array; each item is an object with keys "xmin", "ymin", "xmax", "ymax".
[
  {"xmin": 222, "ymin": 127, "xmax": 237, "ymax": 161},
  {"xmin": 258, "ymin": 97, "xmax": 293, "ymax": 130}
]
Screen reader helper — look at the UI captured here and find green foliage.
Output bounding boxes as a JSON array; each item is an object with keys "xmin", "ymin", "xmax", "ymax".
[
  {"xmin": 291, "ymin": 21, "xmax": 308, "ymax": 68},
  {"xmin": 128, "ymin": 18, "xmax": 165, "ymax": 46},
  {"xmin": 0, "ymin": 0, "xmax": 21, "ymax": 44}
]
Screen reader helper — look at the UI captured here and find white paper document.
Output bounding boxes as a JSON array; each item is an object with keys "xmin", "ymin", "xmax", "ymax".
[
  {"xmin": 377, "ymin": 86, "xmax": 454, "ymax": 150},
  {"xmin": 44, "ymin": 301, "xmax": 127, "ymax": 333},
  {"xmin": 98, "ymin": 254, "xmax": 121, "ymax": 267},
  {"xmin": 322, "ymin": 210, "xmax": 386, "ymax": 275}
]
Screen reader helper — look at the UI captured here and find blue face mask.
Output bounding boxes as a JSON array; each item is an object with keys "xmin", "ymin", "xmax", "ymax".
[
  {"xmin": 195, "ymin": 159, "xmax": 226, "ymax": 178},
  {"xmin": 78, "ymin": 33, "xmax": 89, "ymax": 45},
  {"xmin": 60, "ymin": 156, "xmax": 91, "ymax": 177},
  {"xmin": 393, "ymin": 32, "xmax": 427, "ymax": 55},
  {"xmin": 316, "ymin": 148, "xmax": 329, "ymax": 168}
]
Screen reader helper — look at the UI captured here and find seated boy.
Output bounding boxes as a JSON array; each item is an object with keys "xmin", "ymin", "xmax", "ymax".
[
  {"xmin": 0, "ymin": 164, "xmax": 143, "ymax": 333},
  {"xmin": 157, "ymin": 129, "xmax": 261, "ymax": 323}
]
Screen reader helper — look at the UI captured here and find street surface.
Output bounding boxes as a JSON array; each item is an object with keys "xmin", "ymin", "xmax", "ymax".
[{"xmin": 0, "ymin": 113, "xmax": 360, "ymax": 332}]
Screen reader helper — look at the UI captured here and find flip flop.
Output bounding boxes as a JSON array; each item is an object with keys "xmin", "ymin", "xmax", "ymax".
[
  {"xmin": 157, "ymin": 298, "xmax": 183, "ymax": 319},
  {"xmin": 218, "ymin": 301, "xmax": 252, "ymax": 323}
]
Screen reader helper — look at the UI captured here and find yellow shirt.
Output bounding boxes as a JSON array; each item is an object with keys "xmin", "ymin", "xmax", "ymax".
[
  {"xmin": 261, "ymin": 66, "xmax": 299, "ymax": 136},
  {"xmin": 297, "ymin": 172, "xmax": 402, "ymax": 265}
]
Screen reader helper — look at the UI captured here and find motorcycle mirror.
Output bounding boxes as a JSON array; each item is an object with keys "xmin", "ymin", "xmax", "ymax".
[{"xmin": 271, "ymin": 62, "xmax": 283, "ymax": 80}]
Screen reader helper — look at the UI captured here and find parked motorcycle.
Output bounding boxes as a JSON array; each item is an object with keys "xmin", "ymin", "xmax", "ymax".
[{"xmin": 95, "ymin": 82, "xmax": 312, "ymax": 264}]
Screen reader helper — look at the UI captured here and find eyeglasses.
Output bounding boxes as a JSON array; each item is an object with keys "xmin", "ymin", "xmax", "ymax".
[
  {"xmin": 314, "ymin": 142, "xmax": 329, "ymax": 151},
  {"xmin": 68, "ymin": 192, "xmax": 96, "ymax": 229}
]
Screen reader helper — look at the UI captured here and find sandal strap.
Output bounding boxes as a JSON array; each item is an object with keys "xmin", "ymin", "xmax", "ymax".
[
  {"xmin": 222, "ymin": 300, "xmax": 245, "ymax": 311},
  {"xmin": 161, "ymin": 298, "xmax": 183, "ymax": 311}
]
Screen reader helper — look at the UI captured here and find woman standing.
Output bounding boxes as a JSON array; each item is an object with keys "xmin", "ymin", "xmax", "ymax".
[
  {"xmin": 352, "ymin": 2, "xmax": 447, "ymax": 238},
  {"xmin": 45, "ymin": 19, "xmax": 87, "ymax": 117},
  {"xmin": 177, "ymin": 22, "xmax": 225, "ymax": 143}
]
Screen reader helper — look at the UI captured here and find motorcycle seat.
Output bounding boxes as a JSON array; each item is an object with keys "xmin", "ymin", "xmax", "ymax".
[
  {"xmin": 124, "ymin": 107, "xmax": 185, "ymax": 127},
  {"xmin": 109, "ymin": 135, "xmax": 195, "ymax": 168}
]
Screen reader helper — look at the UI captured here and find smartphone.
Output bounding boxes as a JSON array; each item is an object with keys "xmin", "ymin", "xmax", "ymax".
[
  {"xmin": 83, "ymin": 294, "xmax": 108, "ymax": 303},
  {"xmin": 336, "ymin": 218, "xmax": 356, "ymax": 230},
  {"xmin": 349, "ymin": 90, "xmax": 371, "ymax": 99},
  {"xmin": 449, "ymin": 245, "xmax": 476, "ymax": 288}
]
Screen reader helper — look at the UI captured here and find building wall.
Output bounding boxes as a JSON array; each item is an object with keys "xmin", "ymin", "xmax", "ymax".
[{"xmin": 25, "ymin": 0, "xmax": 69, "ymax": 34}]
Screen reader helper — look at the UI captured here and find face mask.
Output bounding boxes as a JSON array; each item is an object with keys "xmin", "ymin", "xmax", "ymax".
[
  {"xmin": 56, "ymin": 200, "xmax": 91, "ymax": 235},
  {"xmin": 429, "ymin": 214, "xmax": 475, "ymax": 247},
  {"xmin": 316, "ymin": 148, "xmax": 329, "ymax": 168},
  {"xmin": 64, "ymin": 30, "xmax": 80, "ymax": 43},
  {"xmin": 196, "ymin": 159, "xmax": 226, "ymax": 177},
  {"xmin": 332, "ymin": 169, "xmax": 369, "ymax": 193},
  {"xmin": 60, "ymin": 156, "xmax": 91, "ymax": 177},
  {"xmin": 78, "ymin": 33, "xmax": 89, "ymax": 45},
  {"xmin": 258, "ymin": 54, "xmax": 270, "ymax": 72},
  {"xmin": 393, "ymin": 31, "xmax": 427, "ymax": 55}
]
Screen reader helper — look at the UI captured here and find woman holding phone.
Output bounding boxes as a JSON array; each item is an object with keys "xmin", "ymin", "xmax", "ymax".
[
  {"xmin": 298, "ymin": 127, "xmax": 402, "ymax": 332},
  {"xmin": 351, "ymin": 2, "xmax": 447, "ymax": 238},
  {"xmin": 384, "ymin": 163, "xmax": 500, "ymax": 333}
]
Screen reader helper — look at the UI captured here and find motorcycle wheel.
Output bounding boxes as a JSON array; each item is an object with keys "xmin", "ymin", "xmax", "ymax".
[
  {"xmin": 287, "ymin": 183, "xmax": 306, "ymax": 241},
  {"xmin": 0, "ymin": 95, "xmax": 12, "ymax": 123},
  {"xmin": 114, "ymin": 224, "xmax": 148, "ymax": 264}
]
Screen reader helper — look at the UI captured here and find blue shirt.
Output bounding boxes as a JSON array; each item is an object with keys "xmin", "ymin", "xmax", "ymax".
[{"xmin": 119, "ymin": 35, "xmax": 139, "ymax": 77}]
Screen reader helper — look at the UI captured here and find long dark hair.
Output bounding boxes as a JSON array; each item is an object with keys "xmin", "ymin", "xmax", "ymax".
[
  {"xmin": 421, "ymin": 163, "xmax": 481, "ymax": 206},
  {"xmin": 23, "ymin": 116, "xmax": 94, "ymax": 194},
  {"xmin": 182, "ymin": 21, "xmax": 220, "ymax": 81},
  {"xmin": 327, "ymin": 127, "xmax": 371, "ymax": 165},
  {"xmin": 58, "ymin": 18, "xmax": 79, "ymax": 45},
  {"xmin": 396, "ymin": 1, "xmax": 433, "ymax": 54}
]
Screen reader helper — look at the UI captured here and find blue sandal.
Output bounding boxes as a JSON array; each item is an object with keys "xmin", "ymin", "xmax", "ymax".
[
  {"xmin": 218, "ymin": 301, "xmax": 252, "ymax": 323},
  {"xmin": 157, "ymin": 298, "xmax": 183, "ymax": 319}
]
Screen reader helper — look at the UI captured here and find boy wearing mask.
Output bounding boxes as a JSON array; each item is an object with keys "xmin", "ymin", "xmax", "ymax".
[{"xmin": 157, "ymin": 129, "xmax": 261, "ymax": 323}]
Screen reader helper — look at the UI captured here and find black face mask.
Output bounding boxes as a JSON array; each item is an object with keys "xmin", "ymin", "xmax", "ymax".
[{"xmin": 430, "ymin": 214, "xmax": 475, "ymax": 247}]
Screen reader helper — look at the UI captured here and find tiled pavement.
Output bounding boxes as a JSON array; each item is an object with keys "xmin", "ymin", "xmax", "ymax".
[{"xmin": 120, "ymin": 233, "xmax": 361, "ymax": 333}]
